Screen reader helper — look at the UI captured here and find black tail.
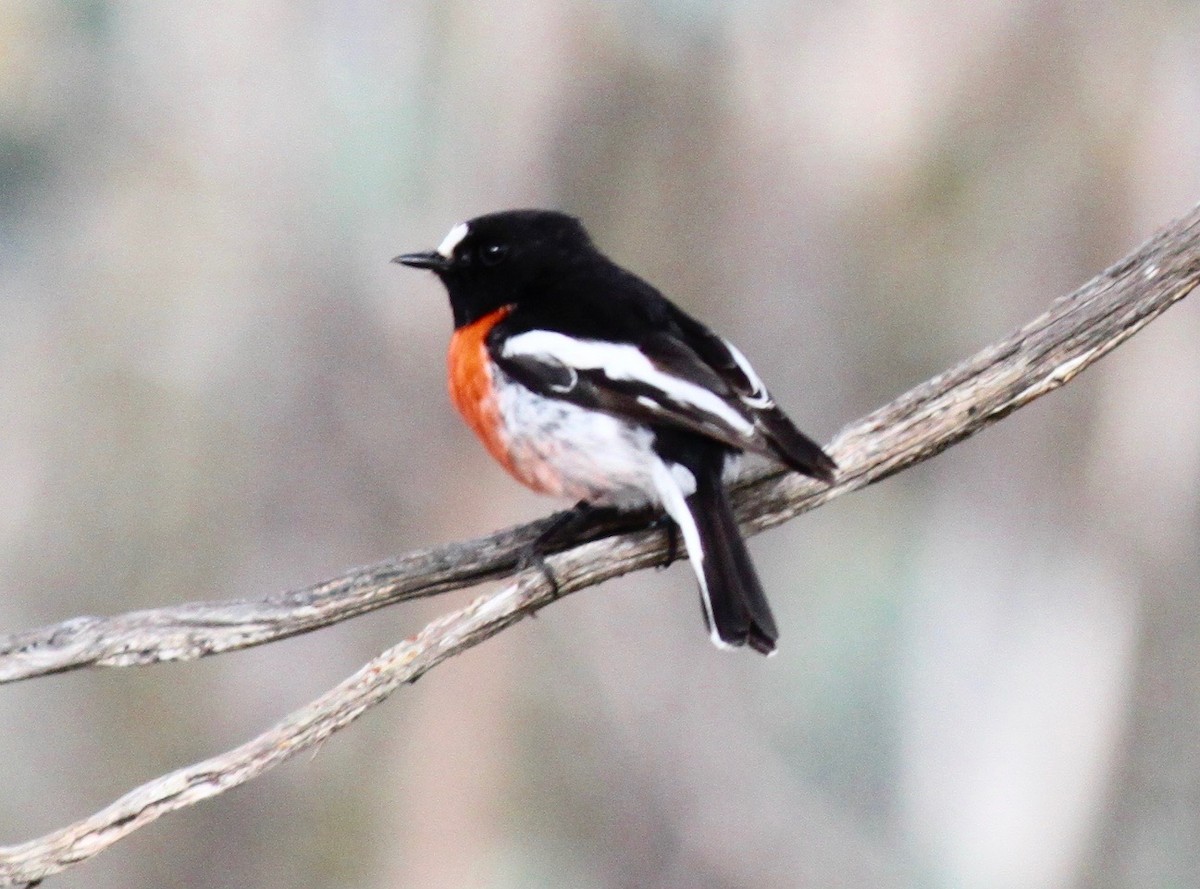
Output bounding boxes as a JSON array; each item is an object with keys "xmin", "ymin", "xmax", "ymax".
[{"xmin": 687, "ymin": 458, "xmax": 778, "ymax": 655}]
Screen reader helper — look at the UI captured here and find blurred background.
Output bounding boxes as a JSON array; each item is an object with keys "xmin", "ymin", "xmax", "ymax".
[{"xmin": 2, "ymin": 2, "xmax": 1199, "ymax": 888}]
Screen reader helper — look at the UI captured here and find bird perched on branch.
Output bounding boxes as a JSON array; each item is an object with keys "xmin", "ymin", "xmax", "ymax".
[{"xmin": 395, "ymin": 210, "xmax": 836, "ymax": 654}]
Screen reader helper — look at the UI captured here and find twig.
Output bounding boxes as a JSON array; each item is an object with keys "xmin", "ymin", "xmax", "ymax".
[
  {"xmin": 0, "ymin": 509, "xmax": 642, "ymax": 684},
  {"xmin": 2, "ymin": 203, "xmax": 1199, "ymax": 886}
]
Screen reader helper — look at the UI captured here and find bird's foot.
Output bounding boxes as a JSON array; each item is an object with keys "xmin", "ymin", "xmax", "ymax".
[
  {"xmin": 518, "ymin": 547, "xmax": 563, "ymax": 600},
  {"xmin": 518, "ymin": 500, "xmax": 617, "ymax": 600},
  {"xmin": 652, "ymin": 514, "xmax": 680, "ymax": 569}
]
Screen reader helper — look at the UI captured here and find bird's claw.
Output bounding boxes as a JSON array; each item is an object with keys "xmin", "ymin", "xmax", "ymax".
[
  {"xmin": 517, "ymin": 546, "xmax": 563, "ymax": 600},
  {"xmin": 654, "ymin": 514, "xmax": 680, "ymax": 568}
]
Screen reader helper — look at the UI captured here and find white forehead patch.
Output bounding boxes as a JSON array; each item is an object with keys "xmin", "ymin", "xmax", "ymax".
[{"xmin": 436, "ymin": 222, "xmax": 469, "ymax": 259}]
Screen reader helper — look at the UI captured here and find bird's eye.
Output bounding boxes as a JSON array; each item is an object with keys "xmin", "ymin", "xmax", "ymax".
[{"xmin": 480, "ymin": 243, "xmax": 509, "ymax": 266}]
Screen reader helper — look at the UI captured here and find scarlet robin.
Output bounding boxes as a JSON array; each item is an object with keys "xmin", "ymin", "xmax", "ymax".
[{"xmin": 396, "ymin": 210, "xmax": 836, "ymax": 654}]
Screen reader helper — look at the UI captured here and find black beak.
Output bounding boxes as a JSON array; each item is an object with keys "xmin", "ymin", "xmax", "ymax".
[{"xmin": 392, "ymin": 250, "xmax": 449, "ymax": 271}]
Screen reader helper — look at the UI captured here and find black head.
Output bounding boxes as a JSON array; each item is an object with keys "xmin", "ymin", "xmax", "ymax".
[{"xmin": 394, "ymin": 209, "xmax": 597, "ymax": 327}]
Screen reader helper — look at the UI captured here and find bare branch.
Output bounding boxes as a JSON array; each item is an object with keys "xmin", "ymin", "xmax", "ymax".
[
  {"xmin": 2, "ymin": 204, "xmax": 1199, "ymax": 886},
  {"xmin": 0, "ymin": 513, "xmax": 589, "ymax": 683},
  {"xmin": 3, "ymin": 207, "xmax": 1197, "ymax": 686}
]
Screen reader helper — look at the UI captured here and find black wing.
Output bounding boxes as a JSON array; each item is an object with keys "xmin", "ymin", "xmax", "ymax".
[
  {"xmin": 666, "ymin": 305, "xmax": 838, "ymax": 481},
  {"xmin": 491, "ymin": 315, "xmax": 836, "ymax": 483}
]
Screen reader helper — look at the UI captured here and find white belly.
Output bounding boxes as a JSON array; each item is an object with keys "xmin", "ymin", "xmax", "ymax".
[{"xmin": 493, "ymin": 370, "xmax": 661, "ymax": 508}]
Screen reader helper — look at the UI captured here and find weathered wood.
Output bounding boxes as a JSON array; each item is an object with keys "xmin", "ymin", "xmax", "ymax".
[{"xmin": 1, "ymin": 203, "xmax": 1198, "ymax": 887}]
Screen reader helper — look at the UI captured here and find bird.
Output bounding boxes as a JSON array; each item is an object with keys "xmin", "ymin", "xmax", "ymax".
[{"xmin": 394, "ymin": 210, "xmax": 836, "ymax": 655}]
